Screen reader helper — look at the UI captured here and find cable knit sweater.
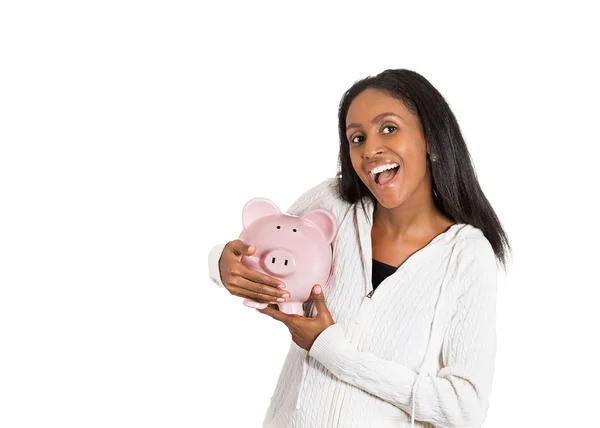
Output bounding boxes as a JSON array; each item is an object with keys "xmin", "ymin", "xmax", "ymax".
[{"xmin": 207, "ymin": 177, "xmax": 498, "ymax": 428}]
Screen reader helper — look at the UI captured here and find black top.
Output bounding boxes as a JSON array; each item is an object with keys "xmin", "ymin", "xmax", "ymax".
[{"xmin": 372, "ymin": 258, "xmax": 399, "ymax": 292}]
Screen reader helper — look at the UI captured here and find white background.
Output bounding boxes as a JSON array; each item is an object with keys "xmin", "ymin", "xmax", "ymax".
[{"xmin": 1, "ymin": 1, "xmax": 598, "ymax": 427}]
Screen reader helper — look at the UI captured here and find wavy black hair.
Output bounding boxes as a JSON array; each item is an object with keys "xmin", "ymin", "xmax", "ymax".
[{"xmin": 335, "ymin": 68, "xmax": 511, "ymax": 271}]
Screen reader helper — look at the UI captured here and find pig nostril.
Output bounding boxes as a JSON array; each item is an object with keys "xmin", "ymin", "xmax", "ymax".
[
  {"xmin": 284, "ymin": 260, "xmax": 288, "ymax": 266},
  {"xmin": 272, "ymin": 257, "xmax": 276, "ymax": 264}
]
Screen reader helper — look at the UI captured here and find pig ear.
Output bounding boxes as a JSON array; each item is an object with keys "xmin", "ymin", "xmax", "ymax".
[
  {"xmin": 242, "ymin": 198, "xmax": 281, "ymax": 229},
  {"xmin": 302, "ymin": 208, "xmax": 337, "ymax": 244}
]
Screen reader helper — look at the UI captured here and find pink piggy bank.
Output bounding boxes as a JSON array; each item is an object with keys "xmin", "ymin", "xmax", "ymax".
[{"xmin": 238, "ymin": 197, "xmax": 336, "ymax": 315}]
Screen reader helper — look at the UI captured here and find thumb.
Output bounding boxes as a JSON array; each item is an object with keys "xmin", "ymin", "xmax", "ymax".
[
  {"xmin": 311, "ymin": 284, "xmax": 329, "ymax": 315},
  {"xmin": 238, "ymin": 241, "xmax": 255, "ymax": 257}
]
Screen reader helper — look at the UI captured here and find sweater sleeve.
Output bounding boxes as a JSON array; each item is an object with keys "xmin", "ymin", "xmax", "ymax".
[
  {"xmin": 208, "ymin": 243, "xmax": 229, "ymax": 288},
  {"xmin": 206, "ymin": 177, "xmax": 339, "ymax": 289},
  {"xmin": 308, "ymin": 237, "xmax": 498, "ymax": 428},
  {"xmin": 285, "ymin": 176, "xmax": 339, "ymax": 217}
]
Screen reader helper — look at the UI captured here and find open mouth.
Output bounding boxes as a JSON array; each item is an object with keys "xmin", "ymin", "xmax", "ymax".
[{"xmin": 371, "ymin": 165, "xmax": 400, "ymax": 187}]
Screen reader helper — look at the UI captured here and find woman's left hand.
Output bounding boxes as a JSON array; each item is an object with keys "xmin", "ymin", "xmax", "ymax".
[{"xmin": 256, "ymin": 284, "xmax": 335, "ymax": 352}]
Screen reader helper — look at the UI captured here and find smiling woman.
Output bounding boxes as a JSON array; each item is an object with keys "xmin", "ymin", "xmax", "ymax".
[
  {"xmin": 208, "ymin": 68, "xmax": 511, "ymax": 428},
  {"xmin": 343, "ymin": 87, "xmax": 451, "ymax": 239},
  {"xmin": 337, "ymin": 70, "xmax": 510, "ymax": 270}
]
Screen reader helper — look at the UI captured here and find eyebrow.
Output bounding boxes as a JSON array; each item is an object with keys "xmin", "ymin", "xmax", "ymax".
[{"xmin": 346, "ymin": 112, "xmax": 402, "ymax": 131}]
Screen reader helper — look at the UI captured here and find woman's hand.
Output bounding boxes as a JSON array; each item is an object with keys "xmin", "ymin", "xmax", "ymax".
[
  {"xmin": 257, "ymin": 284, "xmax": 335, "ymax": 351},
  {"xmin": 219, "ymin": 239, "xmax": 291, "ymax": 304}
]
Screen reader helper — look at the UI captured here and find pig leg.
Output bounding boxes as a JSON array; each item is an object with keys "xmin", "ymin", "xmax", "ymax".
[
  {"xmin": 278, "ymin": 302, "xmax": 304, "ymax": 315},
  {"xmin": 242, "ymin": 298, "xmax": 268, "ymax": 309}
]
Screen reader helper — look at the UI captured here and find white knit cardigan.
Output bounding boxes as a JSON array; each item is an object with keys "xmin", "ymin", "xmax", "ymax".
[{"xmin": 208, "ymin": 177, "xmax": 498, "ymax": 428}]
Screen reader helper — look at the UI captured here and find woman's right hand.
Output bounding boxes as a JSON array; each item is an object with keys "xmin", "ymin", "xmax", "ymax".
[{"xmin": 219, "ymin": 239, "xmax": 291, "ymax": 304}]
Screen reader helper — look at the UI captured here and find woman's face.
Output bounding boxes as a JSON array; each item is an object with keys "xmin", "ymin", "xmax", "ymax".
[{"xmin": 345, "ymin": 88, "xmax": 431, "ymax": 209}]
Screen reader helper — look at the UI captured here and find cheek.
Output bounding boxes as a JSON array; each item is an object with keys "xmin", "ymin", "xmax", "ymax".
[
  {"xmin": 349, "ymin": 151, "xmax": 362, "ymax": 172},
  {"xmin": 402, "ymin": 155, "xmax": 428, "ymax": 184}
]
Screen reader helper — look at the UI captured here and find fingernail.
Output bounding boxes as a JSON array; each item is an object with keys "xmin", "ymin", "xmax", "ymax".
[
  {"xmin": 277, "ymin": 284, "xmax": 286, "ymax": 289},
  {"xmin": 282, "ymin": 293, "xmax": 290, "ymax": 298},
  {"xmin": 314, "ymin": 285, "xmax": 322, "ymax": 293},
  {"xmin": 276, "ymin": 297, "xmax": 285, "ymax": 302}
]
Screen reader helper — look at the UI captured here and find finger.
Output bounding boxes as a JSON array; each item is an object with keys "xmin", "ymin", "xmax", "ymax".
[
  {"xmin": 237, "ymin": 264, "xmax": 286, "ymax": 290},
  {"xmin": 231, "ymin": 274, "xmax": 290, "ymax": 302},
  {"xmin": 257, "ymin": 306, "xmax": 293, "ymax": 324},
  {"xmin": 226, "ymin": 284, "xmax": 287, "ymax": 304}
]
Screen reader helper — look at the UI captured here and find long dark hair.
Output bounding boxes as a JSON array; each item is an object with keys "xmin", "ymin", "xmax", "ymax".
[{"xmin": 335, "ymin": 68, "xmax": 511, "ymax": 271}]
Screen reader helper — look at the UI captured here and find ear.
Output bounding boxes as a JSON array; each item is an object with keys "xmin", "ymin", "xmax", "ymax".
[
  {"xmin": 242, "ymin": 198, "xmax": 281, "ymax": 229},
  {"xmin": 302, "ymin": 208, "xmax": 337, "ymax": 244}
]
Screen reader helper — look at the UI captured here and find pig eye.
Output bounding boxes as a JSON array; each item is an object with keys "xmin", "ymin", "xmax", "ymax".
[
  {"xmin": 276, "ymin": 226, "xmax": 280, "ymax": 229},
  {"xmin": 293, "ymin": 229, "xmax": 297, "ymax": 232}
]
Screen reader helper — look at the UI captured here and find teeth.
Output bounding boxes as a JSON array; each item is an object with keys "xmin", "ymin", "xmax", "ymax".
[{"xmin": 371, "ymin": 163, "xmax": 399, "ymax": 175}]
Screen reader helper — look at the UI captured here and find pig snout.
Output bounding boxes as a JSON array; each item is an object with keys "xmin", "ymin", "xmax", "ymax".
[{"xmin": 262, "ymin": 249, "xmax": 296, "ymax": 276}]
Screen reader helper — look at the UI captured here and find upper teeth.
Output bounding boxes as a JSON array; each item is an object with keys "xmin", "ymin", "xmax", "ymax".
[{"xmin": 371, "ymin": 163, "xmax": 399, "ymax": 174}]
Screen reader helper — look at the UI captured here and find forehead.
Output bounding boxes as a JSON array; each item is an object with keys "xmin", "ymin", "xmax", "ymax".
[{"xmin": 346, "ymin": 88, "xmax": 414, "ymax": 124}]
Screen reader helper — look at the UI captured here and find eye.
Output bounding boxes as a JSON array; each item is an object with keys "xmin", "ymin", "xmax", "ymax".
[
  {"xmin": 293, "ymin": 229, "xmax": 297, "ymax": 232},
  {"xmin": 350, "ymin": 135, "xmax": 364, "ymax": 144},
  {"xmin": 382, "ymin": 125, "xmax": 397, "ymax": 134},
  {"xmin": 277, "ymin": 226, "xmax": 280, "ymax": 229}
]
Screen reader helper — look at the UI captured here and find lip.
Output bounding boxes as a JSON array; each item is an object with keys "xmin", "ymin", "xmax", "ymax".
[
  {"xmin": 367, "ymin": 160, "xmax": 399, "ymax": 182},
  {"xmin": 367, "ymin": 159, "xmax": 398, "ymax": 173},
  {"xmin": 369, "ymin": 164, "xmax": 400, "ymax": 190}
]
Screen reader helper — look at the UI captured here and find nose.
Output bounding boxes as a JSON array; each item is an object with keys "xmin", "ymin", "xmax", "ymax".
[
  {"xmin": 362, "ymin": 147, "xmax": 384, "ymax": 160},
  {"xmin": 262, "ymin": 249, "xmax": 296, "ymax": 277}
]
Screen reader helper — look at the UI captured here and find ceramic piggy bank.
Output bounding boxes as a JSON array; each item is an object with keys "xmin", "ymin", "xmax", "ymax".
[{"xmin": 238, "ymin": 198, "xmax": 336, "ymax": 315}]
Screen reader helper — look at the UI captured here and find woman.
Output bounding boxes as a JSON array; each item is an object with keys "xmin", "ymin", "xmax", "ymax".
[{"xmin": 208, "ymin": 69, "xmax": 510, "ymax": 428}]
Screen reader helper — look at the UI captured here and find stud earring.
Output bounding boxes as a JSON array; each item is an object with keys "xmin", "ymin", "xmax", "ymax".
[{"xmin": 430, "ymin": 153, "xmax": 438, "ymax": 162}]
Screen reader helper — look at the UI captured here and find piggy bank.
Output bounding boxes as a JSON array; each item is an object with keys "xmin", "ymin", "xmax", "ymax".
[{"xmin": 238, "ymin": 198, "xmax": 336, "ymax": 315}]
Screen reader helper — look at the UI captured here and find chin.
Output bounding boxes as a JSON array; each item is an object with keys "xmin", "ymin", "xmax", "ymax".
[
  {"xmin": 376, "ymin": 196, "xmax": 404, "ymax": 210},
  {"xmin": 370, "ymin": 187, "xmax": 404, "ymax": 208}
]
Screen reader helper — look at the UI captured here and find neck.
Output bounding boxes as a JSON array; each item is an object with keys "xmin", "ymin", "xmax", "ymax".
[{"xmin": 374, "ymin": 201, "xmax": 438, "ymax": 238}]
